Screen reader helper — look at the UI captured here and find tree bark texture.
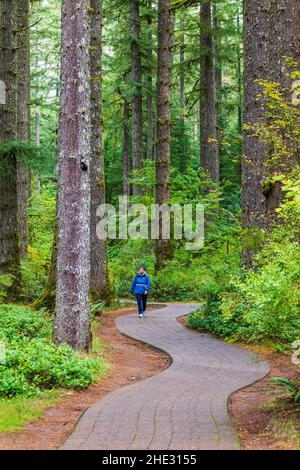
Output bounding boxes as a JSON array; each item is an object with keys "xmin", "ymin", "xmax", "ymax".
[
  {"xmin": 146, "ymin": 0, "xmax": 154, "ymax": 161},
  {"xmin": 236, "ymin": 6, "xmax": 242, "ymax": 135},
  {"xmin": 16, "ymin": 0, "xmax": 30, "ymax": 259},
  {"xmin": 155, "ymin": 0, "xmax": 173, "ymax": 272},
  {"xmin": 89, "ymin": 0, "xmax": 112, "ymax": 303},
  {"xmin": 265, "ymin": 0, "xmax": 300, "ymax": 223},
  {"xmin": 123, "ymin": 94, "xmax": 130, "ymax": 196},
  {"xmin": 242, "ymin": 0, "xmax": 269, "ymax": 266},
  {"xmin": 130, "ymin": 0, "xmax": 143, "ymax": 194},
  {"xmin": 0, "ymin": 0, "xmax": 20, "ymax": 290},
  {"xmin": 212, "ymin": 3, "xmax": 222, "ymax": 149},
  {"xmin": 54, "ymin": 0, "xmax": 91, "ymax": 351},
  {"xmin": 242, "ymin": 0, "xmax": 300, "ymax": 265},
  {"xmin": 178, "ymin": 15, "xmax": 186, "ymax": 172},
  {"xmin": 200, "ymin": 1, "xmax": 219, "ymax": 183}
]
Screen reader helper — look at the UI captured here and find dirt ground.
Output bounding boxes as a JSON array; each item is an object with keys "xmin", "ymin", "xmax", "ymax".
[
  {"xmin": 0, "ymin": 307, "xmax": 169, "ymax": 450},
  {"xmin": 229, "ymin": 343, "xmax": 300, "ymax": 450},
  {"xmin": 178, "ymin": 315, "xmax": 300, "ymax": 450},
  {"xmin": 0, "ymin": 308, "xmax": 299, "ymax": 450}
]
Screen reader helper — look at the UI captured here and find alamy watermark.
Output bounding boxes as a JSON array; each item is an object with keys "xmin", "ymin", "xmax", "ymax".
[
  {"xmin": 96, "ymin": 196, "xmax": 205, "ymax": 251},
  {"xmin": 0, "ymin": 341, "xmax": 5, "ymax": 365},
  {"xmin": 0, "ymin": 80, "xmax": 5, "ymax": 105},
  {"xmin": 291, "ymin": 340, "xmax": 300, "ymax": 366}
]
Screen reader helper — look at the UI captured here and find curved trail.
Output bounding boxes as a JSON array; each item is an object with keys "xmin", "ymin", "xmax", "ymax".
[{"xmin": 61, "ymin": 303, "xmax": 269, "ymax": 450}]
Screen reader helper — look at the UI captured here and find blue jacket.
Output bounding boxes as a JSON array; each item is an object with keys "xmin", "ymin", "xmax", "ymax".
[{"xmin": 130, "ymin": 273, "xmax": 151, "ymax": 295}]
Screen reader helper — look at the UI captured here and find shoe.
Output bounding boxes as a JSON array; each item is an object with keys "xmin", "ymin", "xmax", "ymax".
[{"xmin": 139, "ymin": 313, "xmax": 143, "ymax": 318}]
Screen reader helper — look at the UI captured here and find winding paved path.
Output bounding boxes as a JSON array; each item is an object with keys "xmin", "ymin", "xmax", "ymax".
[{"xmin": 61, "ymin": 303, "xmax": 269, "ymax": 450}]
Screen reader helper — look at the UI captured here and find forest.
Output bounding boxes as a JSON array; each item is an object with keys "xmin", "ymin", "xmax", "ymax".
[{"xmin": 0, "ymin": 0, "xmax": 300, "ymax": 451}]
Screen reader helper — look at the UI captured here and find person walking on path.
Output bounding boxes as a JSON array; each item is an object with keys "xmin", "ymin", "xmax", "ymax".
[{"xmin": 130, "ymin": 266, "xmax": 151, "ymax": 318}]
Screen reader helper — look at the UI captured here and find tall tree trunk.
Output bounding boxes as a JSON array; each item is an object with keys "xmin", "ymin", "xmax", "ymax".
[
  {"xmin": 16, "ymin": 0, "xmax": 30, "ymax": 259},
  {"xmin": 34, "ymin": 47, "xmax": 41, "ymax": 194},
  {"xmin": 130, "ymin": 0, "xmax": 143, "ymax": 194},
  {"xmin": 118, "ymin": 76, "xmax": 131, "ymax": 197},
  {"xmin": 0, "ymin": 0, "xmax": 20, "ymax": 293},
  {"xmin": 200, "ymin": 1, "xmax": 219, "ymax": 183},
  {"xmin": 89, "ymin": 0, "xmax": 112, "ymax": 303},
  {"xmin": 179, "ymin": 18, "xmax": 185, "ymax": 126},
  {"xmin": 123, "ymin": 93, "xmax": 130, "ymax": 196},
  {"xmin": 179, "ymin": 15, "xmax": 186, "ymax": 172},
  {"xmin": 265, "ymin": 0, "xmax": 300, "ymax": 223},
  {"xmin": 54, "ymin": 0, "xmax": 91, "ymax": 351},
  {"xmin": 155, "ymin": 0, "xmax": 173, "ymax": 272},
  {"xmin": 146, "ymin": 0, "xmax": 154, "ymax": 161},
  {"xmin": 242, "ymin": 1, "xmax": 269, "ymax": 267},
  {"xmin": 212, "ymin": 3, "xmax": 222, "ymax": 150},
  {"xmin": 236, "ymin": 4, "xmax": 242, "ymax": 135}
]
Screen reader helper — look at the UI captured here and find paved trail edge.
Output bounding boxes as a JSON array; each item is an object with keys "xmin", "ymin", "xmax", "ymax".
[{"xmin": 61, "ymin": 303, "xmax": 270, "ymax": 450}]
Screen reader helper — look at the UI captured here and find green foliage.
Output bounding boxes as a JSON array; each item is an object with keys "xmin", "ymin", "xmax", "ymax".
[
  {"xmin": 109, "ymin": 239, "xmax": 155, "ymax": 298},
  {"xmin": 109, "ymin": 164, "xmax": 241, "ymax": 302},
  {"xmin": 20, "ymin": 184, "xmax": 56, "ymax": 301},
  {"xmin": 223, "ymin": 241, "xmax": 300, "ymax": 343},
  {"xmin": 0, "ymin": 304, "xmax": 107, "ymax": 398},
  {"xmin": 153, "ymin": 247, "xmax": 240, "ymax": 302},
  {"xmin": 0, "ymin": 390, "xmax": 60, "ymax": 433},
  {"xmin": 0, "ymin": 304, "xmax": 51, "ymax": 341},
  {"xmin": 187, "ymin": 300, "xmax": 241, "ymax": 338},
  {"xmin": 0, "ymin": 339, "xmax": 104, "ymax": 397},
  {"xmin": 0, "ymin": 275, "xmax": 14, "ymax": 303},
  {"xmin": 271, "ymin": 377, "xmax": 300, "ymax": 404},
  {"xmin": 188, "ymin": 75, "xmax": 300, "ymax": 347},
  {"xmin": 0, "ymin": 141, "xmax": 51, "ymax": 175},
  {"xmin": 188, "ymin": 231, "xmax": 300, "ymax": 345}
]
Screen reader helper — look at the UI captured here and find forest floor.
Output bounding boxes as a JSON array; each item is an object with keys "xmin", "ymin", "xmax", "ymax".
[{"xmin": 0, "ymin": 306, "xmax": 298, "ymax": 450}]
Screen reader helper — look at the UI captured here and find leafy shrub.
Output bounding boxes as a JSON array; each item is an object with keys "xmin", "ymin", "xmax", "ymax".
[
  {"xmin": 0, "ymin": 304, "xmax": 108, "ymax": 398},
  {"xmin": 187, "ymin": 298, "xmax": 242, "ymax": 339},
  {"xmin": 110, "ymin": 235, "xmax": 240, "ymax": 302},
  {"xmin": 220, "ymin": 239, "xmax": 300, "ymax": 344},
  {"xmin": 0, "ymin": 304, "xmax": 51, "ymax": 341},
  {"xmin": 271, "ymin": 377, "xmax": 300, "ymax": 404},
  {"xmin": 188, "ymin": 234, "xmax": 300, "ymax": 345},
  {"xmin": 0, "ymin": 339, "xmax": 104, "ymax": 397},
  {"xmin": 0, "ymin": 275, "xmax": 14, "ymax": 303},
  {"xmin": 152, "ymin": 248, "xmax": 240, "ymax": 302}
]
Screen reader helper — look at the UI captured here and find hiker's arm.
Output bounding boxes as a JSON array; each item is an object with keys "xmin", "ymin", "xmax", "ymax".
[{"xmin": 130, "ymin": 276, "xmax": 137, "ymax": 295}]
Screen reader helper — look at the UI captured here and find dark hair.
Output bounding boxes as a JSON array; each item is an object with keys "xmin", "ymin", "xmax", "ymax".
[{"xmin": 139, "ymin": 265, "xmax": 146, "ymax": 271}]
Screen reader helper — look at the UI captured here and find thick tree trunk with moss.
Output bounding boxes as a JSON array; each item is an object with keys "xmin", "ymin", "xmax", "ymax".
[
  {"xmin": 212, "ymin": 3, "xmax": 222, "ymax": 148},
  {"xmin": 155, "ymin": 0, "xmax": 173, "ymax": 272},
  {"xmin": 265, "ymin": 0, "xmax": 300, "ymax": 224},
  {"xmin": 16, "ymin": 0, "xmax": 31, "ymax": 259},
  {"xmin": 54, "ymin": 0, "xmax": 92, "ymax": 351},
  {"xmin": 130, "ymin": 0, "xmax": 143, "ymax": 195},
  {"xmin": 89, "ymin": 0, "xmax": 112, "ymax": 303},
  {"xmin": 146, "ymin": 0, "xmax": 154, "ymax": 161},
  {"xmin": 0, "ymin": 0, "xmax": 20, "ymax": 292},
  {"xmin": 200, "ymin": 1, "xmax": 219, "ymax": 183},
  {"xmin": 242, "ymin": 0, "xmax": 300, "ymax": 266},
  {"xmin": 242, "ymin": 1, "xmax": 269, "ymax": 267}
]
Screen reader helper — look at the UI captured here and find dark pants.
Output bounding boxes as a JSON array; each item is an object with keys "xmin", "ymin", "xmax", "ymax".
[{"xmin": 136, "ymin": 294, "xmax": 148, "ymax": 314}]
